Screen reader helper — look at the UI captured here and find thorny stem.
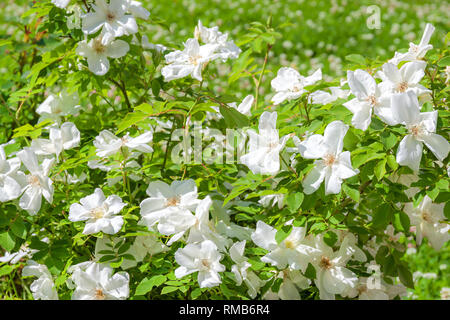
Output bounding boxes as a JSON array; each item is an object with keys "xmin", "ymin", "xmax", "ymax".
[{"xmin": 254, "ymin": 43, "xmax": 272, "ymax": 109}]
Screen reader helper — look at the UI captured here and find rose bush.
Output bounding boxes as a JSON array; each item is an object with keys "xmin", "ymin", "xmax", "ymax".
[{"xmin": 0, "ymin": 0, "xmax": 449, "ymax": 300}]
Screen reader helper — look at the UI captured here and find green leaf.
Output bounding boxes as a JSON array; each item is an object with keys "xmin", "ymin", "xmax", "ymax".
[
  {"xmin": 345, "ymin": 54, "xmax": 366, "ymax": 65},
  {"xmin": 444, "ymin": 201, "xmax": 450, "ymax": 220},
  {"xmin": 116, "ymin": 111, "xmax": 148, "ymax": 134},
  {"xmin": 11, "ymin": 219, "xmax": 27, "ymax": 239},
  {"xmin": 0, "ymin": 264, "xmax": 15, "ymax": 277},
  {"xmin": 323, "ymin": 231, "xmax": 338, "ymax": 247},
  {"xmin": 375, "ymin": 246, "xmax": 389, "ymax": 265},
  {"xmin": 0, "ymin": 231, "xmax": 15, "ymax": 252},
  {"xmin": 161, "ymin": 286, "xmax": 178, "ymax": 295},
  {"xmin": 109, "ymin": 257, "xmax": 124, "ymax": 268},
  {"xmin": 151, "ymin": 79, "xmax": 161, "ymax": 97},
  {"xmin": 190, "ymin": 288, "xmax": 202, "ymax": 299},
  {"xmin": 286, "ymin": 192, "xmax": 304, "ymax": 212},
  {"xmin": 275, "ymin": 225, "xmax": 292, "ymax": 244},
  {"xmin": 374, "ymin": 159, "xmax": 387, "ymax": 181},
  {"xmin": 219, "ymin": 104, "xmax": 249, "ymax": 128},
  {"xmin": 386, "ymin": 155, "xmax": 398, "ymax": 171},
  {"xmin": 342, "ymin": 184, "xmax": 360, "ymax": 202},
  {"xmin": 135, "ymin": 275, "xmax": 167, "ymax": 296},
  {"xmin": 397, "ymin": 264, "xmax": 414, "ymax": 289},
  {"xmin": 372, "ymin": 204, "xmax": 392, "ymax": 230},
  {"xmin": 98, "ymin": 255, "xmax": 116, "ymax": 263},
  {"xmin": 117, "ymin": 241, "xmax": 132, "ymax": 254},
  {"xmin": 304, "ymin": 263, "xmax": 316, "ymax": 279},
  {"xmin": 437, "ymin": 55, "xmax": 450, "ymax": 67}
]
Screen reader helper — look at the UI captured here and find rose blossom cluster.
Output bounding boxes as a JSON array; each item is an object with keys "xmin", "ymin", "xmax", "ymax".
[{"xmin": 1, "ymin": 1, "xmax": 448, "ymax": 301}]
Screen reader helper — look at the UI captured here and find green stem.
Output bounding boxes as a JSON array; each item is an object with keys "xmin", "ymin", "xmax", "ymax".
[{"xmin": 254, "ymin": 43, "xmax": 272, "ymax": 109}]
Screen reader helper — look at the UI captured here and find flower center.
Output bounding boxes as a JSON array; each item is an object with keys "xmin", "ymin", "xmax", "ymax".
[
  {"xmin": 396, "ymin": 81, "xmax": 409, "ymax": 93},
  {"xmin": 53, "ymin": 106, "xmax": 62, "ymax": 114},
  {"xmin": 106, "ymin": 11, "xmax": 116, "ymax": 22},
  {"xmin": 320, "ymin": 256, "xmax": 333, "ymax": 269},
  {"xmin": 201, "ymin": 259, "xmax": 210, "ymax": 269},
  {"xmin": 90, "ymin": 207, "xmax": 105, "ymax": 219},
  {"xmin": 421, "ymin": 211, "xmax": 432, "ymax": 223},
  {"xmin": 366, "ymin": 95, "xmax": 378, "ymax": 106},
  {"xmin": 284, "ymin": 239, "xmax": 295, "ymax": 249},
  {"xmin": 292, "ymin": 84, "xmax": 302, "ymax": 92},
  {"xmin": 94, "ymin": 288, "xmax": 106, "ymax": 300},
  {"xmin": 323, "ymin": 154, "xmax": 336, "ymax": 167},
  {"xmin": 188, "ymin": 55, "xmax": 202, "ymax": 65},
  {"xmin": 410, "ymin": 44, "xmax": 419, "ymax": 53},
  {"xmin": 408, "ymin": 124, "xmax": 424, "ymax": 138},
  {"xmin": 92, "ymin": 39, "xmax": 106, "ymax": 54},
  {"xmin": 166, "ymin": 196, "xmax": 180, "ymax": 207},
  {"xmin": 267, "ymin": 141, "xmax": 278, "ymax": 150},
  {"xmin": 27, "ymin": 175, "xmax": 41, "ymax": 187}
]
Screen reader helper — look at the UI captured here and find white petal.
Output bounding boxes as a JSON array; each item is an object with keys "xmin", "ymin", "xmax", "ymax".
[
  {"xmin": 421, "ymin": 133, "xmax": 450, "ymax": 162},
  {"xmin": 323, "ymin": 121, "xmax": 348, "ymax": 155},
  {"xmin": 396, "ymin": 135, "xmax": 423, "ymax": 172},
  {"xmin": 106, "ymin": 40, "xmax": 130, "ymax": 58}
]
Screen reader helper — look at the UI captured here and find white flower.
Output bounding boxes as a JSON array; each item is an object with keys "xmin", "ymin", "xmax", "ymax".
[
  {"xmin": 230, "ymin": 240, "xmax": 264, "ymax": 298},
  {"xmin": 51, "ymin": 0, "xmax": 70, "ymax": 9},
  {"xmin": 194, "ymin": 20, "xmax": 241, "ymax": 61},
  {"xmin": 22, "ymin": 260, "xmax": 58, "ymax": 300},
  {"xmin": 174, "ymin": 240, "xmax": 225, "ymax": 288},
  {"xmin": 445, "ymin": 66, "xmax": 450, "ymax": 84},
  {"xmin": 404, "ymin": 195, "xmax": 449, "ymax": 251},
  {"xmin": 76, "ymin": 35, "xmax": 130, "ymax": 76},
  {"xmin": 139, "ymin": 179, "xmax": 200, "ymax": 238},
  {"xmin": 161, "ymin": 38, "xmax": 218, "ymax": 82},
  {"xmin": 69, "ymin": 262, "xmax": 129, "ymax": 300},
  {"xmin": 206, "ymin": 95, "xmax": 254, "ymax": 121},
  {"xmin": 123, "ymin": 0, "xmax": 150, "ymax": 20},
  {"xmin": 0, "ymin": 243, "xmax": 38, "ymax": 264},
  {"xmin": 31, "ymin": 122, "xmax": 80, "ymax": 161},
  {"xmin": 251, "ymin": 221, "xmax": 318, "ymax": 272},
  {"xmin": 36, "ymin": 90, "xmax": 80, "ymax": 124},
  {"xmin": 271, "ymin": 67, "xmax": 322, "ymax": 105},
  {"xmin": 16, "ymin": 148, "xmax": 54, "ymax": 215},
  {"xmin": 307, "ymin": 234, "xmax": 364, "ymax": 300},
  {"xmin": 309, "ymin": 80, "xmax": 350, "ymax": 105},
  {"xmin": 378, "ymin": 61, "xmax": 430, "ymax": 97},
  {"xmin": 93, "ymin": 129, "xmax": 153, "ymax": 157},
  {"xmin": 389, "ymin": 23, "xmax": 435, "ymax": 65},
  {"xmin": 240, "ymin": 111, "xmax": 290, "ymax": 175},
  {"xmin": 441, "ymin": 287, "xmax": 450, "ymax": 300},
  {"xmin": 69, "ymin": 188, "xmax": 127, "ymax": 235},
  {"xmin": 258, "ymin": 193, "xmax": 284, "ymax": 209},
  {"xmin": 264, "ymin": 269, "xmax": 310, "ymax": 300},
  {"xmin": 347, "ymin": 274, "xmax": 405, "ymax": 300},
  {"xmin": 343, "ymin": 69, "xmax": 396, "ymax": 130},
  {"xmin": 0, "ymin": 147, "xmax": 23, "ymax": 202},
  {"xmin": 231, "ymin": 95, "xmax": 254, "ymax": 116},
  {"xmin": 177, "ymin": 195, "xmax": 230, "ymax": 250},
  {"xmin": 141, "ymin": 35, "xmax": 167, "ymax": 52},
  {"xmin": 296, "ymin": 120, "xmax": 359, "ymax": 195},
  {"xmin": 391, "ymin": 91, "xmax": 450, "ymax": 172},
  {"xmin": 81, "ymin": 0, "xmax": 138, "ymax": 44}
]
